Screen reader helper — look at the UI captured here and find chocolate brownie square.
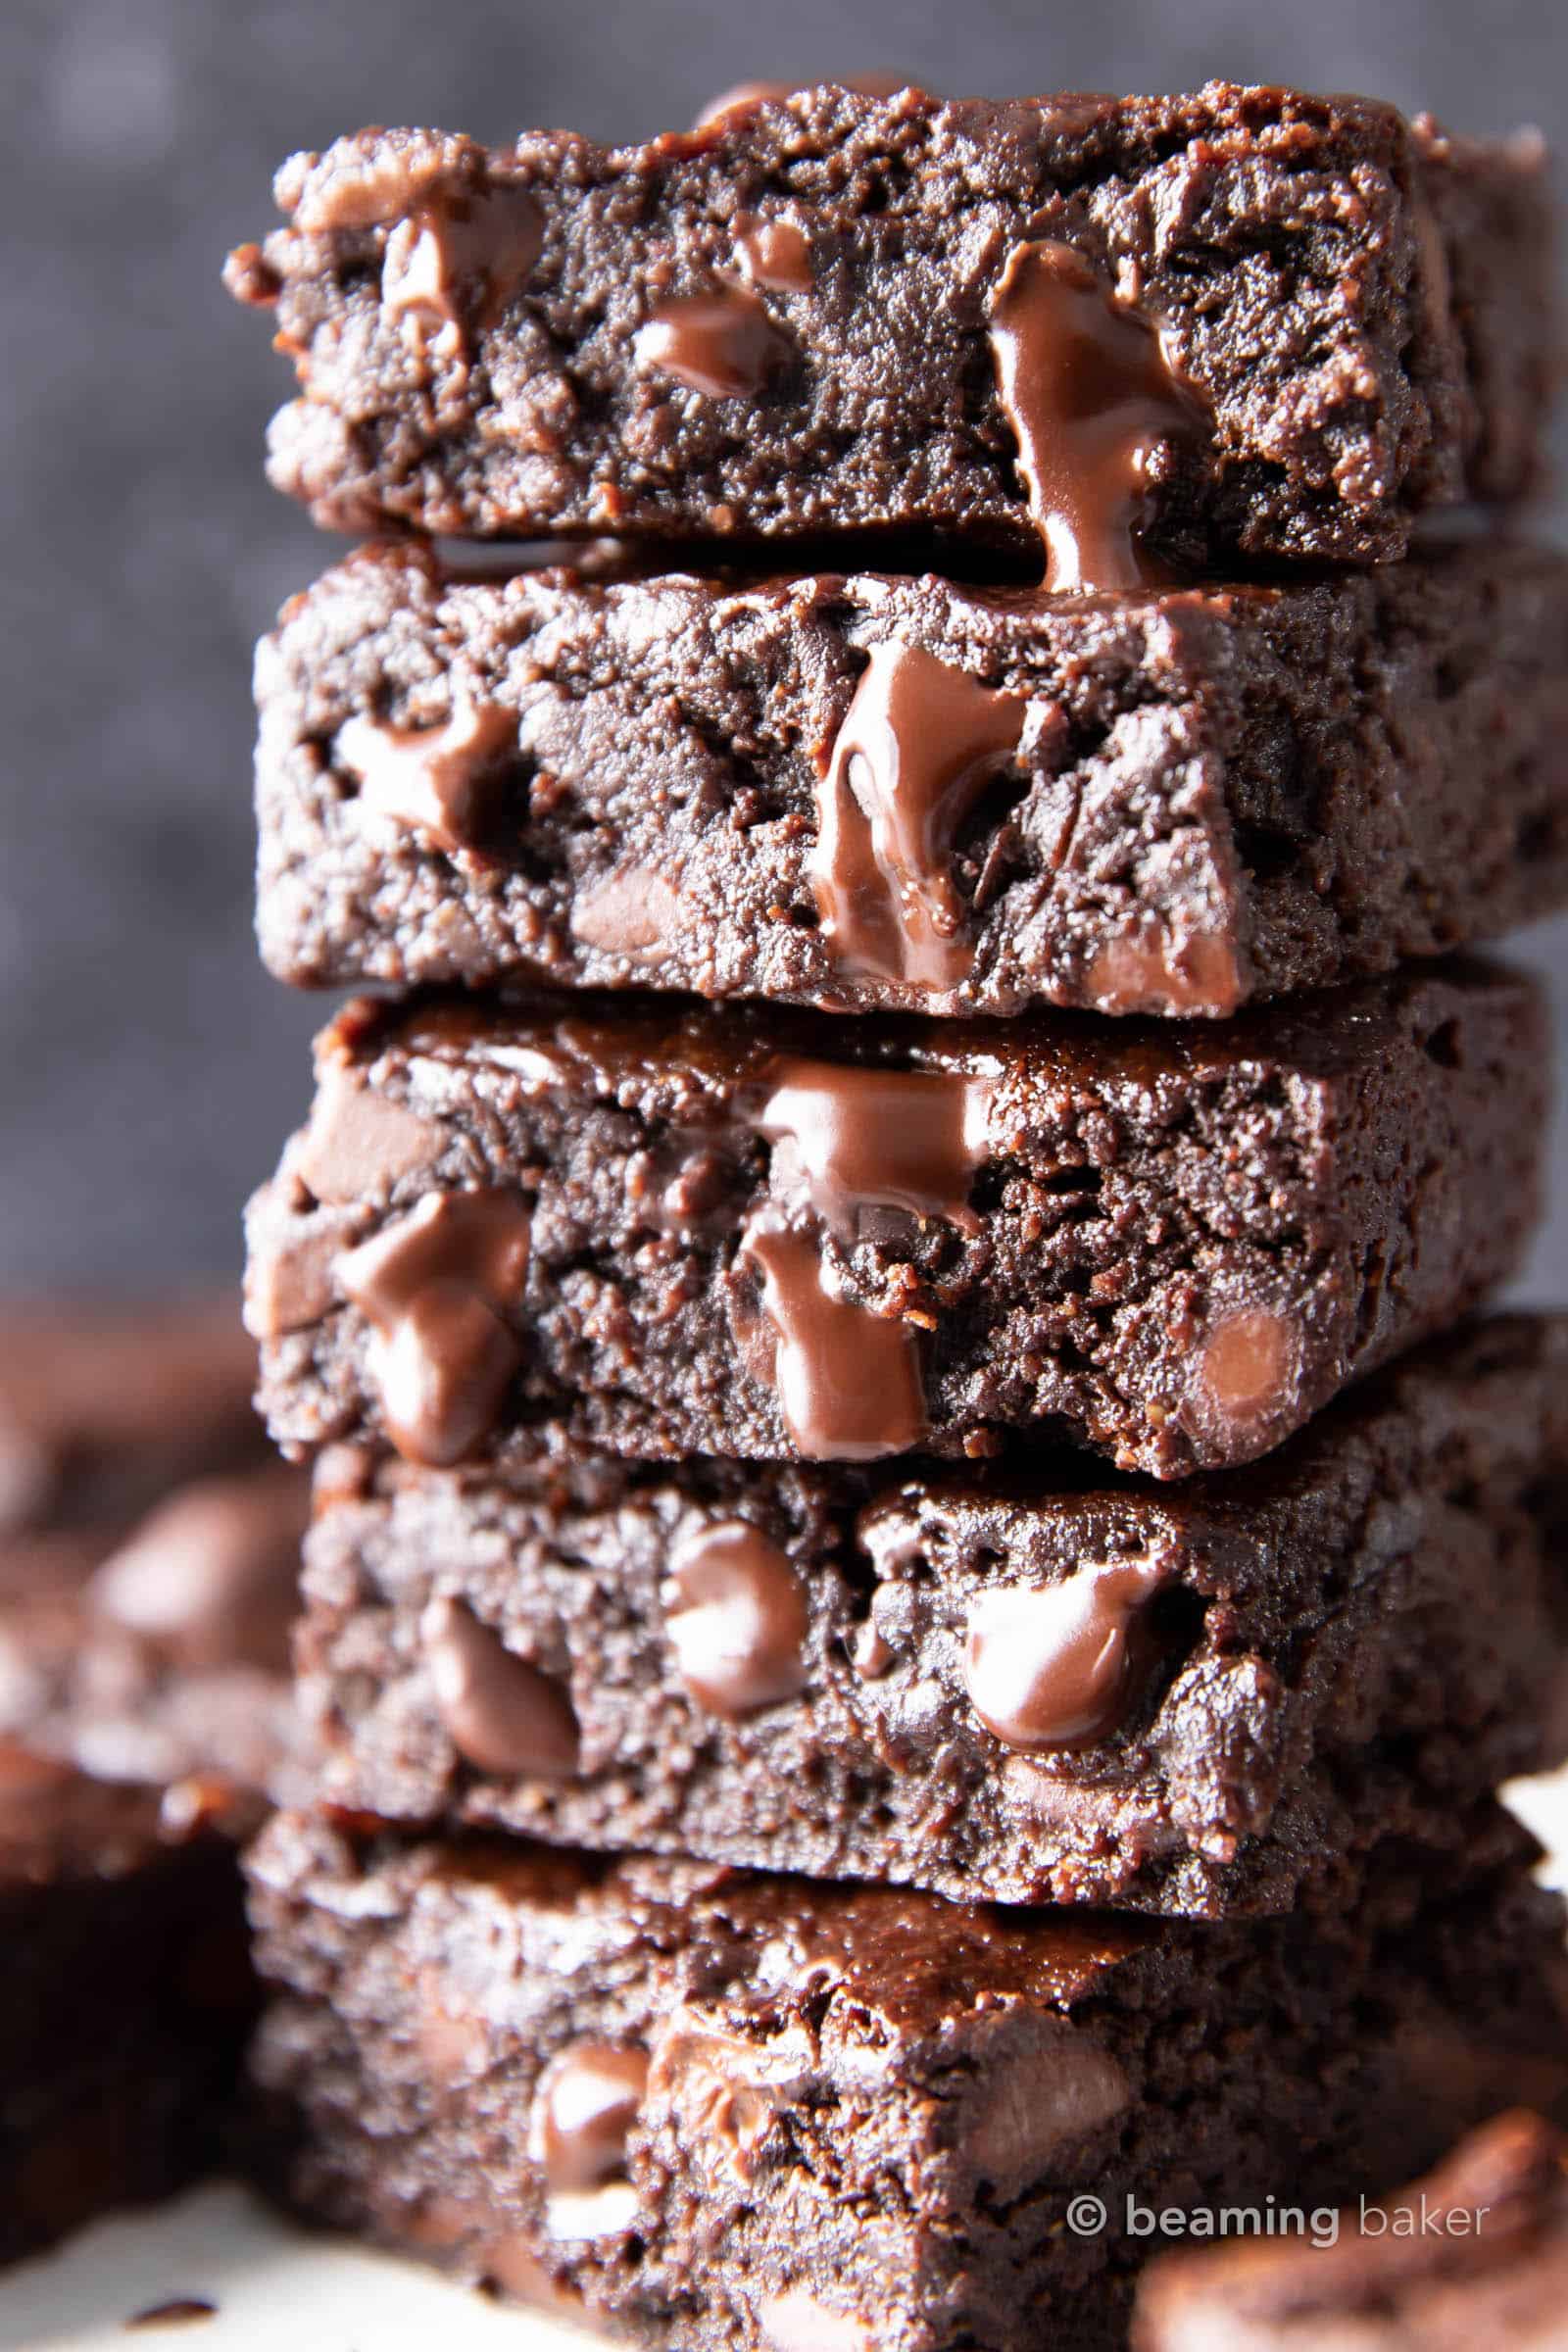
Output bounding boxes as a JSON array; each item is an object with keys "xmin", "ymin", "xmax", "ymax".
[
  {"xmin": 246, "ymin": 964, "xmax": 1544, "ymax": 1479},
  {"xmin": 225, "ymin": 85, "xmax": 1555, "ymax": 567},
  {"xmin": 246, "ymin": 1815, "xmax": 1568, "ymax": 2352},
  {"xmin": 293, "ymin": 1316, "xmax": 1568, "ymax": 1915},
  {"xmin": 255, "ymin": 541, "xmax": 1568, "ymax": 1018}
]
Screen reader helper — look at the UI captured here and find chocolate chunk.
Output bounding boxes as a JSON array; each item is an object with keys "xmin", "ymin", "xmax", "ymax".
[
  {"xmin": 989, "ymin": 240, "xmax": 1204, "ymax": 590},
  {"xmin": 732, "ymin": 215, "xmax": 813, "ymax": 292},
  {"xmin": 295, "ymin": 1066, "xmax": 446, "ymax": 1204},
  {"xmin": 529, "ymin": 2041, "xmax": 649, "ymax": 2192},
  {"xmin": 634, "ymin": 288, "xmax": 795, "ymax": 399},
  {"xmin": 663, "ymin": 1522, "xmax": 808, "ymax": 1717},
  {"xmin": 338, "ymin": 1190, "xmax": 529, "ymax": 1465},
  {"xmin": 808, "ymin": 644, "xmax": 1025, "ymax": 991},
  {"xmin": 421, "ymin": 1595, "xmax": 578, "ymax": 1778},
  {"xmin": 333, "ymin": 683, "xmax": 514, "ymax": 852},
  {"xmin": 963, "ymin": 1554, "xmax": 1169, "ymax": 1751}
]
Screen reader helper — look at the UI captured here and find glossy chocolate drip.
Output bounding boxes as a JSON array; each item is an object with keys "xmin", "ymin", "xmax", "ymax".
[
  {"xmin": 808, "ymin": 643, "xmax": 1025, "ymax": 991},
  {"xmin": 381, "ymin": 184, "xmax": 544, "ymax": 357},
  {"xmin": 739, "ymin": 1057, "xmax": 989, "ymax": 1460},
  {"xmin": 334, "ymin": 685, "xmax": 514, "ymax": 852},
  {"xmin": 664, "ymin": 1520, "xmax": 808, "ymax": 1716},
  {"xmin": 420, "ymin": 1595, "xmax": 579, "ymax": 1776},
  {"xmin": 338, "ymin": 1190, "xmax": 530, "ymax": 1465},
  {"xmin": 757, "ymin": 1056, "xmax": 991, "ymax": 1238},
  {"xmin": 963, "ymin": 1555, "xmax": 1168, "ymax": 1750},
  {"xmin": 634, "ymin": 286, "xmax": 796, "ymax": 398},
  {"xmin": 531, "ymin": 2041, "xmax": 649, "ymax": 2191},
  {"xmin": 739, "ymin": 1218, "xmax": 925, "ymax": 1462},
  {"xmin": 733, "ymin": 214, "xmax": 813, "ymax": 292},
  {"xmin": 989, "ymin": 240, "xmax": 1201, "ymax": 590}
]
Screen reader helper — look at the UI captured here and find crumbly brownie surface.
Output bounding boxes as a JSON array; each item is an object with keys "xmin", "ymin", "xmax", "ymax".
[
  {"xmin": 0, "ymin": 1742, "xmax": 259, "ymax": 2264},
  {"xmin": 246, "ymin": 1815, "xmax": 1568, "ymax": 2352},
  {"xmin": 224, "ymin": 85, "xmax": 1555, "ymax": 566},
  {"xmin": 1134, "ymin": 2110, "xmax": 1568, "ymax": 2350},
  {"xmin": 0, "ymin": 1295, "xmax": 268, "ymax": 1546},
  {"xmin": 295, "ymin": 1318, "xmax": 1568, "ymax": 1915},
  {"xmin": 256, "ymin": 541, "xmax": 1568, "ymax": 1018},
  {"xmin": 246, "ymin": 964, "xmax": 1544, "ymax": 1479}
]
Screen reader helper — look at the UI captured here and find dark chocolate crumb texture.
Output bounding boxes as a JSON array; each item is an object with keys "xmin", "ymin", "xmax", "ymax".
[
  {"xmin": 225, "ymin": 85, "xmax": 1556, "ymax": 566},
  {"xmin": 295, "ymin": 1317, "xmax": 1568, "ymax": 1916},
  {"xmin": 247, "ymin": 1814, "xmax": 1568, "ymax": 2352},
  {"xmin": 256, "ymin": 540, "xmax": 1568, "ymax": 1018},
  {"xmin": 246, "ymin": 963, "xmax": 1544, "ymax": 1480},
  {"xmin": 1133, "ymin": 2109, "xmax": 1568, "ymax": 2351}
]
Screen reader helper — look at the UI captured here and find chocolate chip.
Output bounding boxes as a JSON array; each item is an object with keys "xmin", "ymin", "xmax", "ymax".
[{"xmin": 421, "ymin": 1596, "xmax": 579, "ymax": 1778}]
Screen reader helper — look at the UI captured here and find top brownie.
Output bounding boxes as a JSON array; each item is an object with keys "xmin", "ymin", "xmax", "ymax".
[{"xmin": 225, "ymin": 83, "xmax": 1557, "ymax": 567}]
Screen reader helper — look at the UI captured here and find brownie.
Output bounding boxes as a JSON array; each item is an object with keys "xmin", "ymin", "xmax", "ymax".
[
  {"xmin": 245, "ymin": 963, "xmax": 1544, "ymax": 1480},
  {"xmin": 0, "ymin": 1744, "xmax": 260, "ymax": 2265},
  {"xmin": 292, "ymin": 1316, "xmax": 1568, "ymax": 1916},
  {"xmin": 223, "ymin": 85, "xmax": 1556, "ymax": 567},
  {"xmin": 0, "ymin": 1458, "xmax": 311, "ymax": 1801},
  {"xmin": 0, "ymin": 1295, "xmax": 268, "ymax": 1557},
  {"xmin": 1134, "ymin": 2109, "xmax": 1568, "ymax": 2350},
  {"xmin": 255, "ymin": 540, "xmax": 1568, "ymax": 1019},
  {"xmin": 246, "ymin": 1813, "xmax": 1568, "ymax": 2352}
]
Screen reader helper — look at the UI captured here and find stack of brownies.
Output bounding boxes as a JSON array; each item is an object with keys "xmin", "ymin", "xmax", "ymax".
[{"xmin": 227, "ymin": 81, "xmax": 1568, "ymax": 2349}]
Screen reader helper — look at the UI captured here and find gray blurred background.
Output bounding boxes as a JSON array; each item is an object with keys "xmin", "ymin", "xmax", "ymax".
[{"xmin": 1, "ymin": 0, "xmax": 1565, "ymax": 1293}]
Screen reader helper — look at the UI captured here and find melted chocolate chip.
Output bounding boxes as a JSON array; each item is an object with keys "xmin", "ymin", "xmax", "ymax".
[
  {"xmin": 339, "ymin": 1190, "xmax": 530, "ymax": 1465},
  {"xmin": 963, "ymin": 1555, "xmax": 1168, "ymax": 1750},
  {"xmin": 738, "ymin": 1057, "xmax": 990, "ymax": 1460},
  {"xmin": 125, "ymin": 2301, "xmax": 218, "ymax": 2329},
  {"xmin": 334, "ymin": 685, "xmax": 514, "ymax": 852},
  {"xmin": 664, "ymin": 1520, "xmax": 808, "ymax": 1716},
  {"xmin": 1193, "ymin": 1308, "xmax": 1298, "ymax": 1430},
  {"xmin": 988, "ymin": 240, "xmax": 1203, "ymax": 590},
  {"xmin": 381, "ymin": 184, "xmax": 544, "ymax": 358},
  {"xmin": 297, "ymin": 1068, "xmax": 446, "ymax": 1204},
  {"xmin": 634, "ymin": 286, "xmax": 796, "ymax": 398},
  {"xmin": 739, "ymin": 1215, "xmax": 926, "ymax": 1462},
  {"xmin": 733, "ymin": 214, "xmax": 814, "ymax": 292},
  {"xmin": 757, "ymin": 1056, "xmax": 992, "ymax": 1238},
  {"xmin": 1085, "ymin": 930, "xmax": 1243, "ymax": 1017},
  {"xmin": 421, "ymin": 1595, "xmax": 579, "ymax": 1777},
  {"xmin": 808, "ymin": 642, "xmax": 1025, "ymax": 991},
  {"xmin": 530, "ymin": 2041, "xmax": 649, "ymax": 2191}
]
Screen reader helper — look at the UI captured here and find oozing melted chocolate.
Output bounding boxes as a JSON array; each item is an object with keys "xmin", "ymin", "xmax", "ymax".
[
  {"xmin": 988, "ymin": 240, "xmax": 1203, "ymax": 590},
  {"xmin": 738, "ymin": 1057, "xmax": 991, "ymax": 1460},
  {"xmin": 381, "ymin": 184, "xmax": 544, "ymax": 359},
  {"xmin": 664, "ymin": 1519, "xmax": 809, "ymax": 1715},
  {"xmin": 634, "ymin": 285, "xmax": 796, "ymax": 398},
  {"xmin": 530, "ymin": 2041, "xmax": 649, "ymax": 2192},
  {"xmin": 338, "ymin": 1190, "xmax": 530, "ymax": 1465},
  {"xmin": 963, "ymin": 1554, "xmax": 1169, "ymax": 1750},
  {"xmin": 421, "ymin": 1594, "xmax": 579, "ymax": 1777},
  {"xmin": 808, "ymin": 642, "xmax": 1026, "ymax": 991},
  {"xmin": 334, "ymin": 685, "xmax": 514, "ymax": 851}
]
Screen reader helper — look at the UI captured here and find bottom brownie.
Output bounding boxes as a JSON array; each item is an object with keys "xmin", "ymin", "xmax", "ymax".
[
  {"xmin": 246, "ymin": 1812, "xmax": 1568, "ymax": 2352},
  {"xmin": 0, "ymin": 1744, "xmax": 260, "ymax": 2265},
  {"xmin": 1134, "ymin": 2108, "xmax": 1568, "ymax": 2350}
]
